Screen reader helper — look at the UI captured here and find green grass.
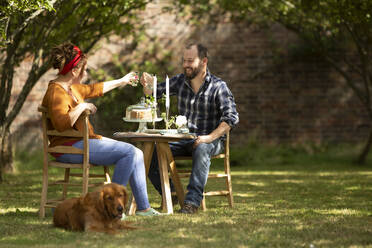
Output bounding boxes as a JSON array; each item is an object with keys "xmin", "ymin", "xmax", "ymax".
[{"xmin": 1, "ymin": 144, "xmax": 372, "ymax": 248}]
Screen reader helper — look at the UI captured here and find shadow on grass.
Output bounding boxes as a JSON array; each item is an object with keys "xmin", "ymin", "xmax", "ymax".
[{"xmin": 0, "ymin": 146, "xmax": 371, "ymax": 247}]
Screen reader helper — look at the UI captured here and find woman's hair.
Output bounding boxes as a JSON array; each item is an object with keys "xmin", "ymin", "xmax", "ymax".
[{"xmin": 51, "ymin": 42, "xmax": 87, "ymax": 73}]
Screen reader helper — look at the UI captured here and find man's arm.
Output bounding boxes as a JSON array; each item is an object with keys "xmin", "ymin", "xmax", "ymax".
[
  {"xmin": 193, "ymin": 121, "xmax": 231, "ymax": 148},
  {"xmin": 194, "ymin": 81, "xmax": 238, "ymax": 148}
]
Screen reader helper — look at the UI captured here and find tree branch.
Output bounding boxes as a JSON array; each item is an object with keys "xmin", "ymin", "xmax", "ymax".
[
  {"xmin": 342, "ymin": 22, "xmax": 371, "ymax": 107},
  {"xmin": 4, "ymin": 50, "xmax": 49, "ymax": 129},
  {"xmin": 6, "ymin": 0, "xmax": 58, "ymax": 44},
  {"xmin": 325, "ymin": 55, "xmax": 372, "ymax": 118},
  {"xmin": 0, "ymin": 27, "xmax": 24, "ymax": 123}
]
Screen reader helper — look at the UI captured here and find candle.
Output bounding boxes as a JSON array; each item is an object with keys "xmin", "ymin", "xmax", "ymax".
[
  {"xmin": 165, "ymin": 75, "xmax": 169, "ymax": 108},
  {"xmin": 153, "ymin": 75, "xmax": 157, "ymax": 100}
]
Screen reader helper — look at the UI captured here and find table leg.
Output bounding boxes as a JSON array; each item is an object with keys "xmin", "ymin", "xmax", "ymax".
[
  {"xmin": 127, "ymin": 142, "xmax": 154, "ymax": 216},
  {"xmin": 143, "ymin": 142, "xmax": 155, "ymax": 175},
  {"xmin": 159, "ymin": 142, "xmax": 185, "ymax": 209},
  {"xmin": 157, "ymin": 142, "xmax": 173, "ymax": 214},
  {"xmin": 127, "ymin": 194, "xmax": 137, "ymax": 216}
]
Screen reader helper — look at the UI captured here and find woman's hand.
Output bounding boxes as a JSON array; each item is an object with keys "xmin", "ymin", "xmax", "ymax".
[
  {"xmin": 81, "ymin": 102, "xmax": 97, "ymax": 114},
  {"xmin": 69, "ymin": 102, "xmax": 97, "ymax": 126},
  {"xmin": 120, "ymin": 72, "xmax": 139, "ymax": 87}
]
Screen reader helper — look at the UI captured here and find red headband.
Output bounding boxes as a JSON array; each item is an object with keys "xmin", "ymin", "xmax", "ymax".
[{"xmin": 59, "ymin": 46, "xmax": 82, "ymax": 75}]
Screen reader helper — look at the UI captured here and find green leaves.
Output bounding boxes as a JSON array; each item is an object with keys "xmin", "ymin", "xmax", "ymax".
[{"xmin": 0, "ymin": 0, "xmax": 152, "ymax": 139}]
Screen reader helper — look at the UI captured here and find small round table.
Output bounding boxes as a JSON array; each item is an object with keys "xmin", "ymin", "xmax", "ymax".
[
  {"xmin": 113, "ymin": 131, "xmax": 196, "ymax": 215},
  {"xmin": 122, "ymin": 117, "xmax": 162, "ymax": 133}
]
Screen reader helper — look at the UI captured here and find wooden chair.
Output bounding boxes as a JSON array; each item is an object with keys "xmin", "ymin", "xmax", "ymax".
[
  {"xmin": 174, "ymin": 131, "xmax": 233, "ymax": 211},
  {"xmin": 38, "ymin": 106, "xmax": 111, "ymax": 218}
]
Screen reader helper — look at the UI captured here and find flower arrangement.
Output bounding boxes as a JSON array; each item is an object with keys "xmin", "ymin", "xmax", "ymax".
[
  {"xmin": 175, "ymin": 115, "xmax": 187, "ymax": 128},
  {"xmin": 145, "ymin": 95, "xmax": 157, "ymax": 121},
  {"xmin": 160, "ymin": 113, "xmax": 188, "ymax": 132},
  {"xmin": 161, "ymin": 113, "xmax": 175, "ymax": 129}
]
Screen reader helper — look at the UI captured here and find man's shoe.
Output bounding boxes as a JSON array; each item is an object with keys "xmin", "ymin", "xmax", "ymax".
[{"xmin": 179, "ymin": 203, "xmax": 198, "ymax": 214}]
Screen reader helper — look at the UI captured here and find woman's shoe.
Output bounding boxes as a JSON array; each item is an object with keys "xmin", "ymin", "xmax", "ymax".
[{"xmin": 136, "ymin": 207, "xmax": 163, "ymax": 216}]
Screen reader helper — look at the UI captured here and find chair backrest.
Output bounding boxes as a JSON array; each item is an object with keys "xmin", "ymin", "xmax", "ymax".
[
  {"xmin": 213, "ymin": 131, "xmax": 229, "ymax": 159},
  {"xmin": 38, "ymin": 106, "xmax": 90, "ymax": 162}
]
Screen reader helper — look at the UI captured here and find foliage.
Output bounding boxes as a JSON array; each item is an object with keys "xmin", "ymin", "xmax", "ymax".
[
  {"xmin": 0, "ymin": 0, "xmax": 150, "ymax": 181},
  {"xmin": 1, "ymin": 0, "xmax": 150, "ymax": 130},
  {"xmin": 172, "ymin": 0, "xmax": 372, "ymax": 163},
  {"xmin": 0, "ymin": 0, "xmax": 55, "ymax": 46},
  {"xmin": 1, "ymin": 145, "xmax": 372, "ymax": 247},
  {"xmin": 161, "ymin": 112, "xmax": 176, "ymax": 129}
]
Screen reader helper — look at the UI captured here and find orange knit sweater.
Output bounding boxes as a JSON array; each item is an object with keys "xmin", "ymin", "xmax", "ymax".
[{"xmin": 41, "ymin": 82, "xmax": 104, "ymax": 147}]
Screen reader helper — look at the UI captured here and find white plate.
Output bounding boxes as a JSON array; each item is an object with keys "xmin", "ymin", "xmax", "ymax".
[
  {"xmin": 145, "ymin": 129, "xmax": 179, "ymax": 134},
  {"xmin": 123, "ymin": 117, "xmax": 163, "ymax": 123}
]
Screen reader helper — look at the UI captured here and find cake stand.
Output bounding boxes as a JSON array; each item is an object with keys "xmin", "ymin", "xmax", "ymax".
[{"xmin": 123, "ymin": 117, "xmax": 163, "ymax": 133}]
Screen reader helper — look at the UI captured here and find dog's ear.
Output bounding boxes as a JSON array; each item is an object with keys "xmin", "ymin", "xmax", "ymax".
[{"xmin": 95, "ymin": 188, "xmax": 106, "ymax": 214}]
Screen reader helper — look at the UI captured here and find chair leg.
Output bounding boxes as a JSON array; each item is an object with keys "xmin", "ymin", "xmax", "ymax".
[
  {"xmin": 39, "ymin": 162, "xmax": 49, "ymax": 218},
  {"xmin": 225, "ymin": 158, "xmax": 234, "ymax": 208},
  {"xmin": 201, "ymin": 194, "xmax": 207, "ymax": 211},
  {"xmin": 226, "ymin": 175, "xmax": 234, "ymax": 208},
  {"xmin": 82, "ymin": 163, "xmax": 89, "ymax": 195},
  {"xmin": 62, "ymin": 168, "xmax": 70, "ymax": 200},
  {"xmin": 104, "ymin": 166, "xmax": 111, "ymax": 183}
]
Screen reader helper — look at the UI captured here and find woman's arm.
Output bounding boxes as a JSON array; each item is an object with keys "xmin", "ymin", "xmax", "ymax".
[
  {"xmin": 68, "ymin": 102, "xmax": 97, "ymax": 126},
  {"xmin": 69, "ymin": 72, "xmax": 137, "ymax": 126},
  {"xmin": 103, "ymin": 72, "xmax": 138, "ymax": 93}
]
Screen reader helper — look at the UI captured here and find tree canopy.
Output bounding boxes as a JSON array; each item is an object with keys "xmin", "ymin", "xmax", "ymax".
[
  {"xmin": 173, "ymin": 0, "xmax": 372, "ymax": 163},
  {"xmin": 0, "ymin": 0, "xmax": 55, "ymax": 47},
  {"xmin": 0, "ymin": 0, "xmax": 150, "ymax": 182}
]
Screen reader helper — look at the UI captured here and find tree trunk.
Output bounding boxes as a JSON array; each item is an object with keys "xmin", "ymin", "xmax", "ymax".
[
  {"xmin": 0, "ymin": 127, "xmax": 13, "ymax": 183},
  {"xmin": 357, "ymin": 127, "xmax": 372, "ymax": 164}
]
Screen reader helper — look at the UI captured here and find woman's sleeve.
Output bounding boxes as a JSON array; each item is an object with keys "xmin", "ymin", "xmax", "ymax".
[
  {"xmin": 73, "ymin": 82, "xmax": 104, "ymax": 99},
  {"xmin": 47, "ymin": 88, "xmax": 73, "ymax": 132}
]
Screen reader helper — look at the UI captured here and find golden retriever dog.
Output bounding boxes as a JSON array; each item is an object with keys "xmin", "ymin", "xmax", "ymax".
[{"xmin": 53, "ymin": 183, "xmax": 136, "ymax": 234}]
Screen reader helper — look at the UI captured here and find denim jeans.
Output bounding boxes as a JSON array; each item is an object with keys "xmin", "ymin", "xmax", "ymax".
[
  {"xmin": 57, "ymin": 137, "xmax": 150, "ymax": 211},
  {"xmin": 148, "ymin": 138, "xmax": 224, "ymax": 207}
]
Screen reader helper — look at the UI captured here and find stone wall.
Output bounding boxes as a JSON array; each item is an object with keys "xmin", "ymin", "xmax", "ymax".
[{"xmin": 8, "ymin": 2, "xmax": 370, "ymax": 150}]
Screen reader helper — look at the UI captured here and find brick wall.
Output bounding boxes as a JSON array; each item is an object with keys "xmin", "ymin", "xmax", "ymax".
[{"xmin": 9, "ymin": 2, "xmax": 370, "ymax": 150}]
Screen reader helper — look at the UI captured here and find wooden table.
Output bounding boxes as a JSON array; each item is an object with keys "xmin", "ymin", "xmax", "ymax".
[{"xmin": 113, "ymin": 131, "xmax": 195, "ymax": 214}]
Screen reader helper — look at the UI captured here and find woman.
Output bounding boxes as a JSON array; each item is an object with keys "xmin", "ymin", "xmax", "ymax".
[{"xmin": 42, "ymin": 42, "xmax": 160, "ymax": 216}]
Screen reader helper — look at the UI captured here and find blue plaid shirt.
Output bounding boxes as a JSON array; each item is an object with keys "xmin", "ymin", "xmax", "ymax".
[{"xmin": 156, "ymin": 70, "xmax": 239, "ymax": 136}]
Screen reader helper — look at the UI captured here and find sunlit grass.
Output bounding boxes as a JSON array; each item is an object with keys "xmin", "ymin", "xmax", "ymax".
[{"xmin": 0, "ymin": 144, "xmax": 372, "ymax": 247}]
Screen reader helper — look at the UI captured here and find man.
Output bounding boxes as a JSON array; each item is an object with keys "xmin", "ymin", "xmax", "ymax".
[{"xmin": 140, "ymin": 43, "xmax": 239, "ymax": 214}]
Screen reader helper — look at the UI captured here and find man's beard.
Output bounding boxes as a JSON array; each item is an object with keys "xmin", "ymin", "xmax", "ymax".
[{"xmin": 184, "ymin": 62, "xmax": 203, "ymax": 80}]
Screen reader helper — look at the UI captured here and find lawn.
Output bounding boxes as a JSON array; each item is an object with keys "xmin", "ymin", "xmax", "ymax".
[{"xmin": 0, "ymin": 144, "xmax": 372, "ymax": 248}]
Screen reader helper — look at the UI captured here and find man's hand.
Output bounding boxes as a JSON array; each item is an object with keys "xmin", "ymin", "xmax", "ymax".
[
  {"xmin": 193, "ymin": 135, "xmax": 214, "ymax": 148},
  {"xmin": 140, "ymin": 72, "xmax": 153, "ymax": 95}
]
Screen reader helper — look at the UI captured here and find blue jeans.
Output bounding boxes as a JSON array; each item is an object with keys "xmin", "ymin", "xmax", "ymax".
[
  {"xmin": 57, "ymin": 137, "xmax": 150, "ymax": 211},
  {"xmin": 148, "ymin": 138, "xmax": 224, "ymax": 207}
]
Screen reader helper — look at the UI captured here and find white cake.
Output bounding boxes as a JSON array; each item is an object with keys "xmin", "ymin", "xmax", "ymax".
[
  {"xmin": 125, "ymin": 97, "xmax": 157, "ymax": 121},
  {"xmin": 125, "ymin": 107, "xmax": 153, "ymax": 120}
]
